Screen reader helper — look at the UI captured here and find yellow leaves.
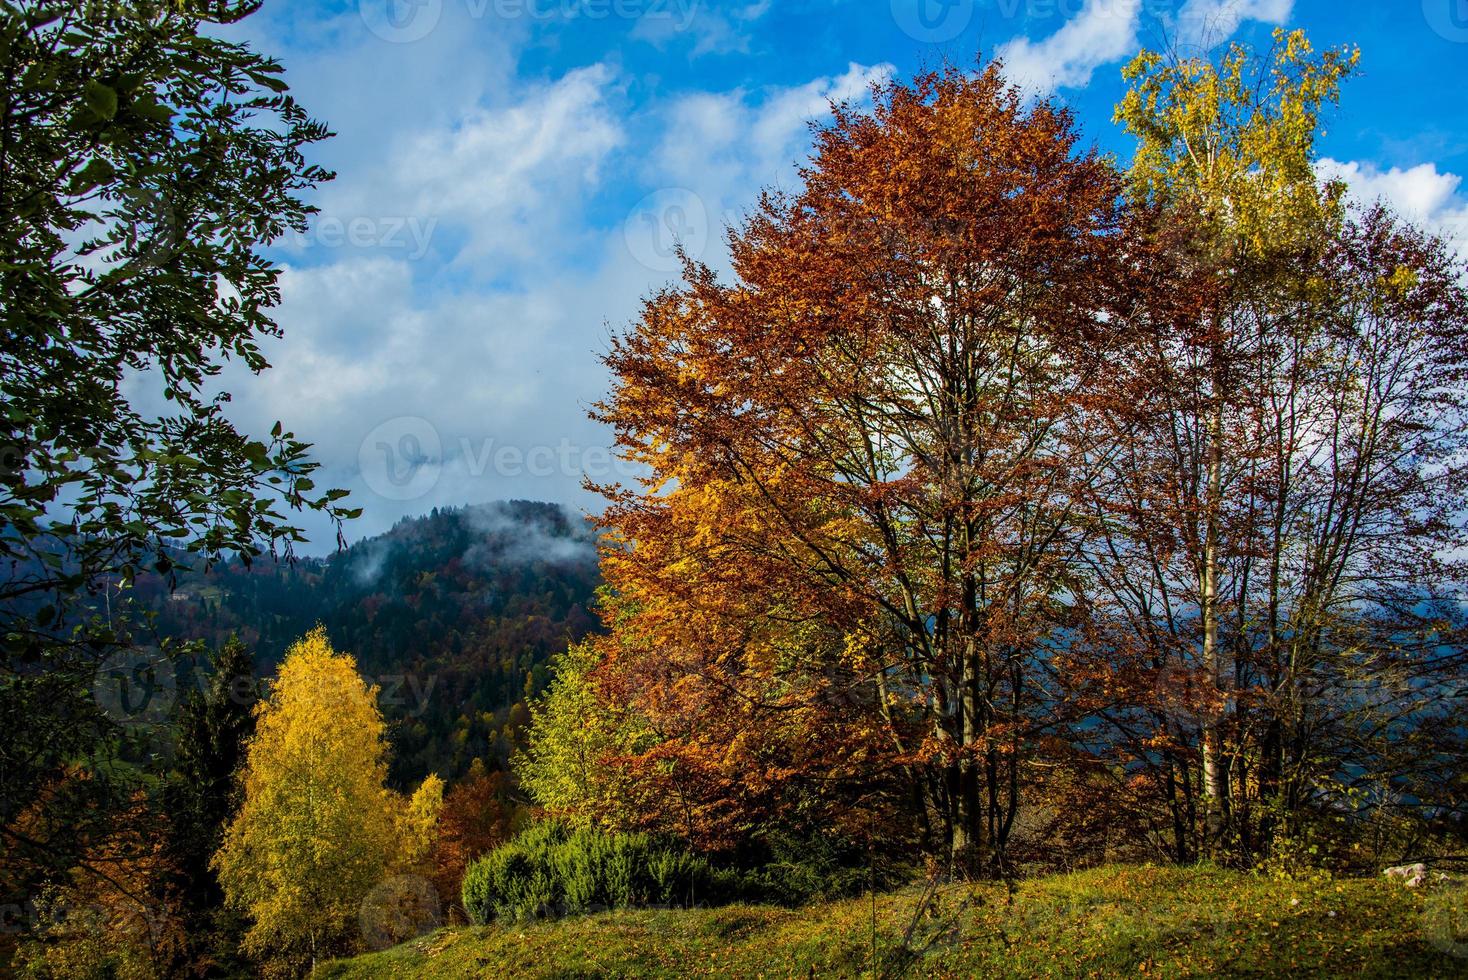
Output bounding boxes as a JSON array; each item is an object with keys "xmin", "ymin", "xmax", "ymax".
[
  {"xmin": 1385, "ymin": 263, "xmax": 1421, "ymax": 297},
  {"xmin": 1120, "ymin": 50, "xmax": 1163, "ymax": 84},
  {"xmin": 1116, "ymin": 28, "xmax": 1360, "ymax": 269},
  {"xmin": 212, "ymin": 627, "xmax": 409, "ymax": 964},
  {"xmin": 841, "ymin": 626, "xmax": 874, "ymax": 666},
  {"xmin": 720, "ymin": 731, "xmax": 751, "ymax": 769},
  {"xmin": 400, "ymin": 774, "xmax": 446, "ymax": 871}
]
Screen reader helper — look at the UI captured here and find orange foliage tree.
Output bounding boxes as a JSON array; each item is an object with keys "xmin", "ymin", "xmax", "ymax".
[
  {"xmin": 428, "ymin": 760, "xmax": 520, "ymax": 920},
  {"xmin": 587, "ymin": 66, "xmax": 1133, "ymax": 872},
  {"xmin": 13, "ymin": 788, "xmax": 189, "ymax": 978},
  {"xmin": 545, "ymin": 49, "xmax": 1468, "ymax": 876}
]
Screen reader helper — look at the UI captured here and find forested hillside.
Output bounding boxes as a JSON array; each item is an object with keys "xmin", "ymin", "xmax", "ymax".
[{"xmin": 138, "ymin": 501, "xmax": 600, "ymax": 784}]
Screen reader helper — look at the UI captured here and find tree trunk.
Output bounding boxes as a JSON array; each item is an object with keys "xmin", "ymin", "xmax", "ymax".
[
  {"xmin": 1200, "ymin": 395, "xmax": 1228, "ymax": 855},
  {"xmin": 949, "ymin": 634, "xmax": 985, "ymax": 874}
]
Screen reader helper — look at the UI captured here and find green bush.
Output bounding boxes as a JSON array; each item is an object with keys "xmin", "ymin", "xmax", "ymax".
[
  {"xmin": 461, "ymin": 822, "xmax": 899, "ymax": 925},
  {"xmin": 461, "ymin": 821, "xmax": 730, "ymax": 924},
  {"xmin": 734, "ymin": 831, "xmax": 880, "ymax": 906}
]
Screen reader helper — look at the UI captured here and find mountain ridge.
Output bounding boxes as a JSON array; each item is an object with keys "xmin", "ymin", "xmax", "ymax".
[{"xmin": 142, "ymin": 500, "xmax": 602, "ymax": 786}]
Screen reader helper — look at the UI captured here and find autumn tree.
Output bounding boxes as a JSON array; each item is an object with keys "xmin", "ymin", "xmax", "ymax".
[
  {"xmin": 517, "ymin": 640, "xmax": 647, "ymax": 831},
  {"xmin": 12, "ymin": 790, "xmax": 189, "ymax": 980},
  {"xmin": 588, "ymin": 66, "xmax": 1129, "ymax": 872},
  {"xmin": 1272, "ymin": 207, "xmax": 1468, "ymax": 853},
  {"xmin": 1097, "ymin": 29, "xmax": 1468, "ymax": 861},
  {"xmin": 399, "ymin": 773, "xmax": 445, "ymax": 873},
  {"xmin": 531, "ymin": 588, "xmax": 898, "ymax": 854},
  {"xmin": 212, "ymin": 628, "xmax": 399, "ymax": 973},
  {"xmin": 428, "ymin": 760, "xmax": 520, "ymax": 921}
]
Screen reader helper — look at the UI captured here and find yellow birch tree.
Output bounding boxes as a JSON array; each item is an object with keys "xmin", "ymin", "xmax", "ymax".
[{"xmin": 212, "ymin": 627, "xmax": 398, "ymax": 974}]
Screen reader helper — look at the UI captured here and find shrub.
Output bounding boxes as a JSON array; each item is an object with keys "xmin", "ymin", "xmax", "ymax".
[
  {"xmin": 461, "ymin": 821, "xmax": 729, "ymax": 924},
  {"xmin": 461, "ymin": 822, "xmax": 901, "ymax": 925},
  {"xmin": 734, "ymin": 831, "xmax": 881, "ymax": 906}
]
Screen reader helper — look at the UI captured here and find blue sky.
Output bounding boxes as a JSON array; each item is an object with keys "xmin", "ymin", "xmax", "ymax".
[{"xmin": 206, "ymin": 0, "xmax": 1468, "ymax": 549}]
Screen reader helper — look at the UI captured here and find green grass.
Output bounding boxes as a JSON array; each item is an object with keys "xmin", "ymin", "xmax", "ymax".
[{"xmin": 319, "ymin": 864, "xmax": 1468, "ymax": 978}]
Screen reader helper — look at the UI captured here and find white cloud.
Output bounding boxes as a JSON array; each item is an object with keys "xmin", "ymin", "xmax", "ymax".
[
  {"xmin": 1317, "ymin": 158, "xmax": 1463, "ymax": 223},
  {"xmin": 1175, "ymin": 0, "xmax": 1294, "ymax": 50},
  {"xmin": 650, "ymin": 62, "xmax": 894, "ymax": 231},
  {"xmin": 996, "ymin": 0, "xmax": 1142, "ymax": 94},
  {"xmin": 1315, "ymin": 160, "xmax": 1468, "ymax": 265},
  {"xmin": 229, "ymin": 3, "xmax": 524, "ymax": 165},
  {"xmin": 1317, "ymin": 158, "xmax": 1468, "ymax": 261},
  {"xmin": 204, "ymin": 52, "xmax": 900, "ymax": 547},
  {"xmin": 218, "ymin": 249, "xmax": 651, "ymax": 544},
  {"xmin": 750, "ymin": 62, "xmax": 889, "ymax": 165},
  {"xmin": 305, "ymin": 64, "xmax": 625, "ymax": 270},
  {"xmin": 613, "ymin": 63, "xmax": 890, "ymax": 290},
  {"xmin": 995, "ymin": 0, "xmax": 1295, "ymax": 95}
]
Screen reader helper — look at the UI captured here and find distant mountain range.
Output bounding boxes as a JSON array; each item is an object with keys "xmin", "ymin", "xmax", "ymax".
[{"xmin": 140, "ymin": 500, "xmax": 602, "ymax": 786}]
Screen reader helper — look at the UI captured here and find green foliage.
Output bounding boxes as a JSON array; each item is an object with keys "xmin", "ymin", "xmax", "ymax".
[
  {"xmin": 516, "ymin": 639, "xmax": 645, "ymax": 824},
  {"xmin": 170, "ymin": 637, "xmax": 259, "ymax": 850},
  {"xmin": 0, "ymin": 0, "xmax": 350, "ymax": 588},
  {"xmin": 161, "ymin": 636, "xmax": 260, "ymax": 968},
  {"xmin": 460, "ymin": 821, "xmax": 888, "ymax": 928},
  {"xmin": 0, "ymin": 0, "xmax": 348, "ymax": 908},
  {"xmin": 461, "ymin": 821, "xmax": 731, "ymax": 924},
  {"xmin": 734, "ymin": 831, "xmax": 876, "ymax": 907}
]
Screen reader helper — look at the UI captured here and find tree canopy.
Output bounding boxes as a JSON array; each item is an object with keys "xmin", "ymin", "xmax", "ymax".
[
  {"xmin": 213, "ymin": 628, "xmax": 400, "ymax": 972},
  {"xmin": 0, "ymin": 0, "xmax": 353, "ymax": 904},
  {"xmin": 532, "ymin": 42, "xmax": 1468, "ymax": 875}
]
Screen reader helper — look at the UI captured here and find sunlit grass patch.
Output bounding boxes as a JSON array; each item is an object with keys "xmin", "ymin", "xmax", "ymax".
[{"xmin": 319, "ymin": 865, "xmax": 1468, "ymax": 979}]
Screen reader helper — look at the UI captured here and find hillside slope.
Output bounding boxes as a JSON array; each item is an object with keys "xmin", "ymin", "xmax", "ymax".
[
  {"xmin": 140, "ymin": 500, "xmax": 602, "ymax": 784},
  {"xmin": 320, "ymin": 865, "xmax": 1467, "ymax": 978}
]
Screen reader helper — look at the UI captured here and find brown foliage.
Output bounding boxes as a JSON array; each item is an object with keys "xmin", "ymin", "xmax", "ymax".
[
  {"xmin": 12, "ymin": 786, "xmax": 189, "ymax": 979},
  {"xmin": 430, "ymin": 763, "xmax": 519, "ymax": 919},
  {"xmin": 552, "ymin": 57, "xmax": 1468, "ymax": 874},
  {"xmin": 591, "ymin": 65, "xmax": 1133, "ymax": 870}
]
